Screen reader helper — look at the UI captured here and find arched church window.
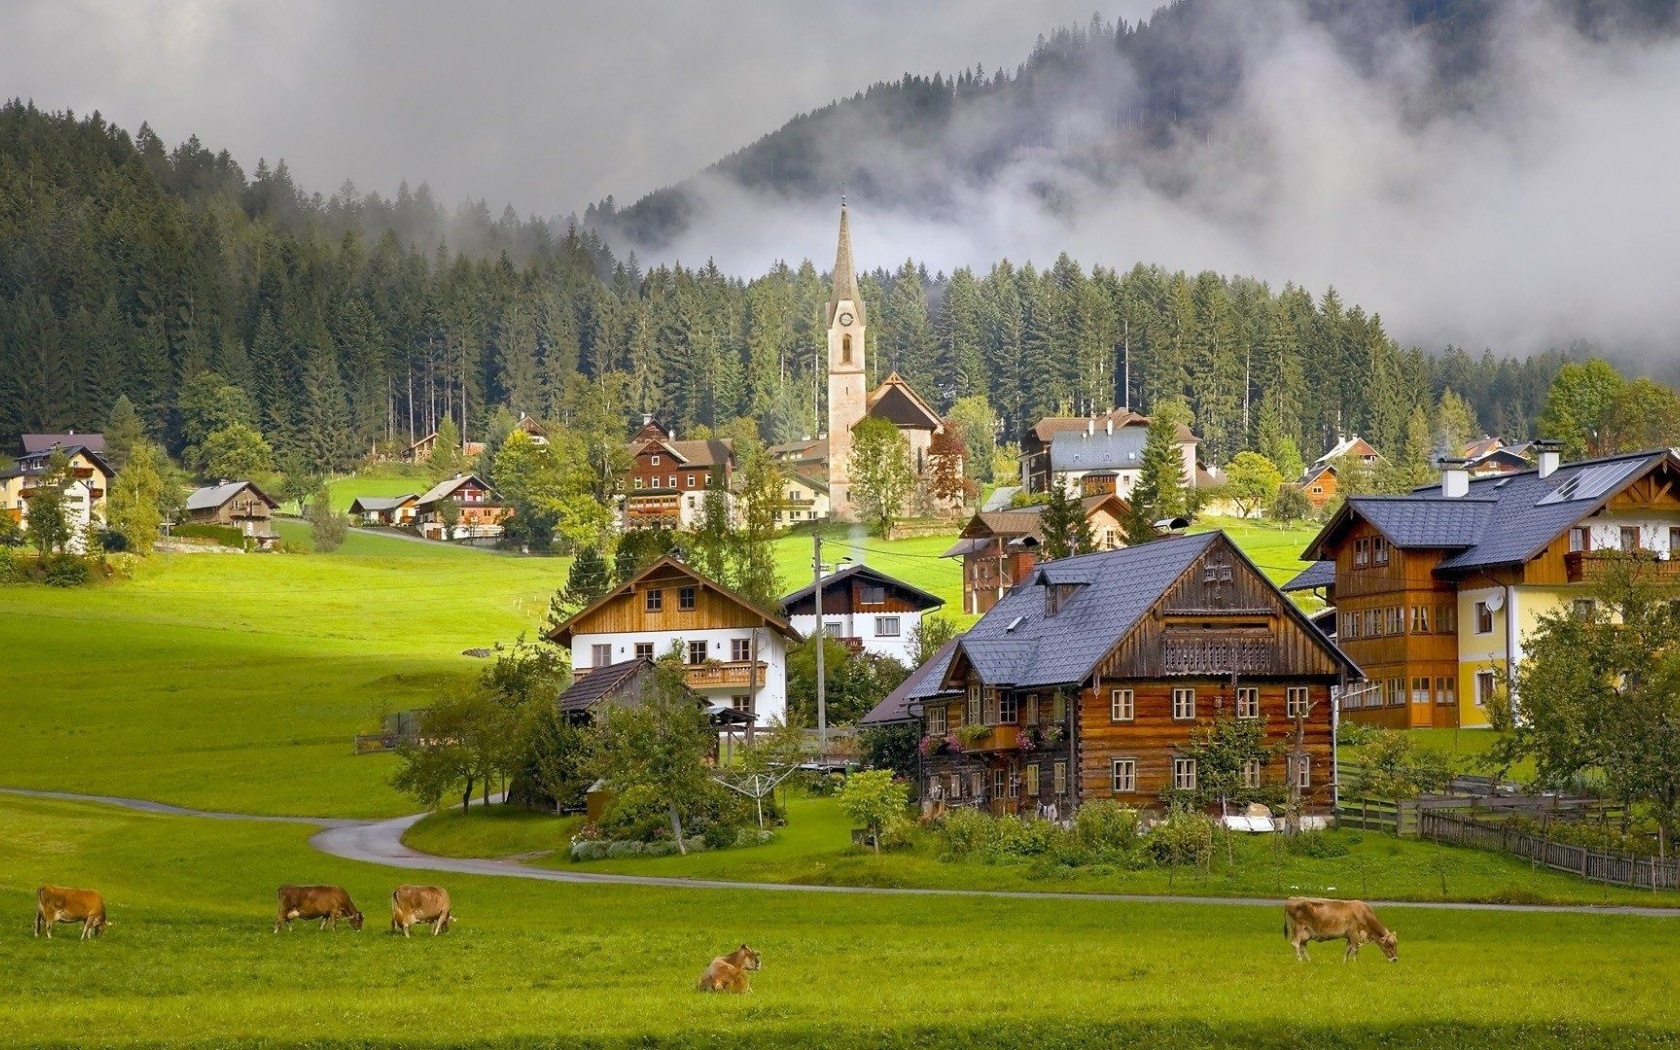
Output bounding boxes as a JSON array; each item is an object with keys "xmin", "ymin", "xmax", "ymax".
[{"xmin": 842, "ymin": 334, "xmax": 852, "ymax": 364}]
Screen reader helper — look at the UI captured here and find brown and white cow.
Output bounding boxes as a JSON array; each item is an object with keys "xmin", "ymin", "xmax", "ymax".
[
  {"xmin": 390, "ymin": 885, "xmax": 453, "ymax": 937},
  {"xmin": 1284, "ymin": 897, "xmax": 1398, "ymax": 962},
  {"xmin": 274, "ymin": 885, "xmax": 363, "ymax": 932},
  {"xmin": 35, "ymin": 886, "xmax": 106, "ymax": 940}
]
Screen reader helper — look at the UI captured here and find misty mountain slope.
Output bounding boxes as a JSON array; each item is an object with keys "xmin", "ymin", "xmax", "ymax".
[{"xmin": 596, "ymin": 0, "xmax": 1671, "ymax": 247}]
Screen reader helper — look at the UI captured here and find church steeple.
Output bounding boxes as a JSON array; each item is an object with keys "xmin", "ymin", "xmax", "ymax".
[{"xmin": 827, "ymin": 201, "xmax": 865, "ymax": 327}]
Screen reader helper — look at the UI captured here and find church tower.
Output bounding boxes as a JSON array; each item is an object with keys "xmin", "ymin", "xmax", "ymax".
[{"xmin": 825, "ymin": 202, "xmax": 867, "ymax": 521}]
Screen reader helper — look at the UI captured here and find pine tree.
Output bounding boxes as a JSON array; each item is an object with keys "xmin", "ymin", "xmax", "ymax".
[
  {"xmin": 298, "ymin": 346, "xmax": 355, "ymax": 474},
  {"xmin": 105, "ymin": 395, "xmax": 145, "ymax": 472},
  {"xmin": 1254, "ymin": 399, "xmax": 1304, "ymax": 482},
  {"xmin": 1039, "ymin": 481, "xmax": 1092, "ymax": 560},
  {"xmin": 1132, "ymin": 399, "xmax": 1191, "ymax": 522},
  {"xmin": 430, "ymin": 415, "xmax": 463, "ymax": 478},
  {"xmin": 547, "ymin": 545, "xmax": 611, "ymax": 632}
]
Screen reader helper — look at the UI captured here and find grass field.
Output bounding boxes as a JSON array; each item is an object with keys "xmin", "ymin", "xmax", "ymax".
[
  {"xmin": 1190, "ymin": 515, "xmax": 1321, "ymax": 586},
  {"xmin": 3, "ymin": 793, "xmax": 1677, "ymax": 1050},
  {"xmin": 0, "ymin": 524, "xmax": 562, "ymax": 817}
]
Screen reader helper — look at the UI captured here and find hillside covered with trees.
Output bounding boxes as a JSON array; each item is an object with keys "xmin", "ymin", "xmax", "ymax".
[{"xmin": 0, "ymin": 100, "xmax": 1597, "ymax": 480}]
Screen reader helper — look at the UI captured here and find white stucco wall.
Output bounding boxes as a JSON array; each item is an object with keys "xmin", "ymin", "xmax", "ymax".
[
  {"xmin": 788, "ymin": 609, "xmax": 922, "ymax": 666},
  {"xmin": 570, "ymin": 626, "xmax": 788, "ymax": 726}
]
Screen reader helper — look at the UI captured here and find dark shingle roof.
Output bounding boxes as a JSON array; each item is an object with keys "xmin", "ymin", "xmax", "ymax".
[
  {"xmin": 780, "ymin": 562, "xmax": 944, "ymax": 615},
  {"xmin": 557, "ymin": 660, "xmax": 651, "ymax": 715},
  {"xmin": 860, "ymin": 638, "xmax": 962, "ymax": 725},
  {"xmin": 23, "ymin": 433, "xmax": 104, "ymax": 454},
  {"xmin": 954, "ymin": 534, "xmax": 1219, "ymax": 688},
  {"xmin": 1302, "ymin": 449, "xmax": 1679, "ymax": 573},
  {"xmin": 349, "ymin": 494, "xmax": 417, "ymax": 513},
  {"xmin": 186, "ymin": 480, "xmax": 276, "ymax": 512},
  {"xmin": 1282, "ymin": 560, "xmax": 1337, "ymax": 592}
]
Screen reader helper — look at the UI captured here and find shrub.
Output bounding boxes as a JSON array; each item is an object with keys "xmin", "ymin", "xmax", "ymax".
[
  {"xmin": 1149, "ymin": 808, "xmax": 1218, "ymax": 867},
  {"xmin": 598, "ymin": 784, "xmax": 675, "ymax": 843},
  {"xmin": 1073, "ymin": 801, "xmax": 1142, "ymax": 856},
  {"xmin": 938, "ymin": 807, "xmax": 1000, "ymax": 860},
  {"xmin": 40, "ymin": 552, "xmax": 92, "ymax": 587},
  {"xmin": 172, "ymin": 523, "xmax": 246, "ymax": 547},
  {"xmin": 702, "ymin": 820, "xmax": 741, "ymax": 851}
]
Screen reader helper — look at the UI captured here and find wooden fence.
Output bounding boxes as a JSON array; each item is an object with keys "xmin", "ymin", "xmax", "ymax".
[
  {"xmin": 1335, "ymin": 798, "xmax": 1419, "ymax": 836},
  {"xmin": 1420, "ymin": 811, "xmax": 1679, "ymax": 891}
]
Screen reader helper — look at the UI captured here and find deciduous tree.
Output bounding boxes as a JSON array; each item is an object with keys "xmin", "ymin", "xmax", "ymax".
[
  {"xmin": 588, "ymin": 658, "xmax": 715, "ymax": 853},
  {"xmin": 849, "ymin": 417, "xmax": 915, "ymax": 535},
  {"xmin": 1222, "ymin": 451, "xmax": 1284, "ymax": 518}
]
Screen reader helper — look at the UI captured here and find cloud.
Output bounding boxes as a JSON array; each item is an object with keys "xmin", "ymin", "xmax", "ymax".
[{"xmin": 645, "ymin": 2, "xmax": 1680, "ymax": 366}]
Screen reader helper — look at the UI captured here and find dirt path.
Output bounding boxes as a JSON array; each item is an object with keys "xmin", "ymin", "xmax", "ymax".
[{"xmin": 7, "ymin": 787, "xmax": 1677, "ymax": 917}]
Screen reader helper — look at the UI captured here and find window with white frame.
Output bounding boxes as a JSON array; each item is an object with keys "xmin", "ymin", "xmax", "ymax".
[
  {"xmin": 967, "ymin": 685, "xmax": 981, "ymax": 726},
  {"xmin": 1173, "ymin": 757, "xmax": 1198, "ymax": 792},
  {"xmin": 634, "ymin": 642, "xmax": 655, "ymax": 660},
  {"xmin": 928, "ymin": 705, "xmax": 948, "ymax": 735},
  {"xmin": 1053, "ymin": 760, "xmax": 1067, "ymax": 796},
  {"xmin": 650, "ymin": 455, "xmax": 660, "ymax": 466},
  {"xmin": 590, "ymin": 643, "xmax": 612, "ymax": 668},
  {"xmin": 1236, "ymin": 686, "xmax": 1259, "ymax": 719},
  {"xmin": 1242, "ymin": 758, "xmax": 1262, "ymax": 789},
  {"xmin": 1025, "ymin": 697, "xmax": 1040, "ymax": 725},
  {"xmin": 982, "ymin": 687, "xmax": 1000, "ymax": 725},
  {"xmin": 1111, "ymin": 758, "xmax": 1137, "ymax": 793},
  {"xmin": 667, "ymin": 474, "xmax": 677, "ymax": 489},
  {"xmin": 1293, "ymin": 755, "xmax": 1311, "ymax": 789},
  {"xmin": 874, "ymin": 616, "xmax": 901, "ymax": 637},
  {"xmin": 687, "ymin": 474, "xmax": 696, "ymax": 488},
  {"xmin": 992, "ymin": 768, "xmax": 1005, "ymax": 798},
  {"xmin": 1475, "ymin": 670, "xmax": 1496, "ymax": 707},
  {"xmin": 1474, "ymin": 601, "xmax": 1493, "ymax": 634},
  {"xmin": 1285, "ymin": 686, "xmax": 1310, "ymax": 718},
  {"xmin": 1172, "ymin": 687, "xmax": 1196, "ymax": 720},
  {"xmin": 1110, "ymin": 688, "xmax": 1135, "ymax": 722},
  {"xmin": 970, "ymin": 771, "xmax": 984, "ymax": 798}
]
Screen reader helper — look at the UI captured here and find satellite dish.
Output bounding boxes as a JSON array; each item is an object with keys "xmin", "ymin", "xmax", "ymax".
[{"xmin": 1485, "ymin": 592, "xmax": 1505, "ymax": 612}]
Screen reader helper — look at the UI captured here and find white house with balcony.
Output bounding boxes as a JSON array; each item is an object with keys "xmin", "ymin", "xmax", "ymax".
[{"xmin": 544, "ymin": 555, "xmax": 798, "ymax": 726}]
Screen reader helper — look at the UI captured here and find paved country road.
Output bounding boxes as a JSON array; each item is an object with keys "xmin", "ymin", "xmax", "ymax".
[{"xmin": 6, "ymin": 788, "xmax": 1678, "ymax": 917}]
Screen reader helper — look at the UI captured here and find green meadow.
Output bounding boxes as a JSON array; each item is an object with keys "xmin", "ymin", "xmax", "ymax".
[{"xmin": 2, "ymin": 794, "xmax": 1677, "ymax": 1050}]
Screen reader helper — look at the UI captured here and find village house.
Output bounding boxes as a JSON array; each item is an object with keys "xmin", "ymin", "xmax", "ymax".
[
  {"xmin": 867, "ymin": 533, "xmax": 1355, "ymax": 817},
  {"xmin": 413, "ymin": 473, "xmax": 509, "ymax": 540},
  {"xmin": 621, "ymin": 417, "xmax": 736, "ymax": 531},
  {"xmin": 1297, "ymin": 435, "xmax": 1382, "ymax": 513},
  {"xmin": 546, "ymin": 555, "xmax": 800, "ymax": 727},
  {"xmin": 780, "ymin": 562, "xmax": 944, "ymax": 665},
  {"xmin": 1462, "ymin": 436, "xmax": 1532, "ymax": 477},
  {"xmin": 778, "ymin": 470, "xmax": 830, "ymax": 524},
  {"xmin": 941, "ymin": 493, "xmax": 1130, "ymax": 615},
  {"xmin": 183, "ymin": 481, "xmax": 279, "ymax": 548},
  {"xmin": 1290, "ymin": 444, "xmax": 1680, "ymax": 729},
  {"xmin": 402, "ymin": 430, "xmax": 485, "ymax": 463},
  {"xmin": 1023, "ymin": 410, "xmax": 1202, "ymax": 500},
  {"xmin": 347, "ymin": 493, "xmax": 418, "ymax": 526},
  {"xmin": 1, "ymin": 433, "xmax": 116, "ymax": 552}
]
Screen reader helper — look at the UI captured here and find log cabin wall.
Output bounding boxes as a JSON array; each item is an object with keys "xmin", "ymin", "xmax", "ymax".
[{"xmin": 1328, "ymin": 521, "xmax": 1459, "ymax": 728}]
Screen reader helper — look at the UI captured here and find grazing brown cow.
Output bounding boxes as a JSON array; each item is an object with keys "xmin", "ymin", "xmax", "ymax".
[
  {"xmin": 390, "ymin": 885, "xmax": 453, "ymax": 937},
  {"xmin": 34, "ymin": 886, "xmax": 106, "ymax": 940},
  {"xmin": 696, "ymin": 944, "xmax": 762, "ymax": 993},
  {"xmin": 274, "ymin": 885, "xmax": 363, "ymax": 933},
  {"xmin": 1284, "ymin": 897, "xmax": 1398, "ymax": 962}
]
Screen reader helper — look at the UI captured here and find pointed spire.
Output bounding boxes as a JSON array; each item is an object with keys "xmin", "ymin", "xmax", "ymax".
[{"xmin": 827, "ymin": 200, "xmax": 865, "ymax": 327}]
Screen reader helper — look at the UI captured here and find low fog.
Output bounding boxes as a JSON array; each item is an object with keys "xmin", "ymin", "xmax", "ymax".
[{"xmin": 648, "ymin": 3, "xmax": 1680, "ymax": 367}]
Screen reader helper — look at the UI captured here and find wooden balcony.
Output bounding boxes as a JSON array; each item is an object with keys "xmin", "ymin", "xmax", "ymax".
[
  {"xmin": 964, "ymin": 725, "xmax": 1020, "ymax": 752},
  {"xmin": 684, "ymin": 661, "xmax": 767, "ymax": 690},
  {"xmin": 1565, "ymin": 550, "xmax": 1680, "ymax": 584}
]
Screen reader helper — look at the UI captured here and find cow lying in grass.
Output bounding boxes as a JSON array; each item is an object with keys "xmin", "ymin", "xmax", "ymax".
[
  {"xmin": 696, "ymin": 944, "xmax": 761, "ymax": 993},
  {"xmin": 274, "ymin": 885, "xmax": 363, "ymax": 932},
  {"xmin": 390, "ymin": 885, "xmax": 453, "ymax": 937},
  {"xmin": 1284, "ymin": 897, "xmax": 1398, "ymax": 962},
  {"xmin": 35, "ymin": 886, "xmax": 107, "ymax": 940}
]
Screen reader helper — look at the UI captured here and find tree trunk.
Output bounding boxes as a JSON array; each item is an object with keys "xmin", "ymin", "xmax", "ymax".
[
  {"xmin": 669, "ymin": 802, "xmax": 687, "ymax": 855},
  {"xmin": 461, "ymin": 776, "xmax": 474, "ymax": 814}
]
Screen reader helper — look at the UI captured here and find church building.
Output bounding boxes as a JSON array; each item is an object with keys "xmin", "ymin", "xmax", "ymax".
[{"xmin": 819, "ymin": 203, "xmax": 955, "ymax": 522}]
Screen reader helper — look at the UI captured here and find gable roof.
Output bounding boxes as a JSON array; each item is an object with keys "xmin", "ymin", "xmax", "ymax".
[
  {"xmin": 17, "ymin": 444, "xmax": 115, "ymax": 479},
  {"xmin": 348, "ymin": 494, "xmax": 418, "ymax": 513},
  {"xmin": 1282, "ymin": 560, "xmax": 1337, "ymax": 593},
  {"xmin": 865, "ymin": 372, "xmax": 943, "ymax": 430},
  {"xmin": 1029, "ymin": 410, "xmax": 1197, "ymax": 447},
  {"xmin": 557, "ymin": 659, "xmax": 656, "ymax": 715},
  {"xmin": 950, "ymin": 494, "xmax": 1128, "ymax": 551},
  {"xmin": 950, "ymin": 532, "xmax": 1357, "ymax": 690},
  {"xmin": 1049, "ymin": 426, "xmax": 1149, "ymax": 473},
  {"xmin": 186, "ymin": 480, "xmax": 276, "ymax": 513},
  {"xmin": 1301, "ymin": 449, "xmax": 1680, "ymax": 573},
  {"xmin": 1312, "ymin": 435, "xmax": 1380, "ymax": 469},
  {"xmin": 23, "ymin": 432, "xmax": 105, "ymax": 454},
  {"xmin": 415, "ymin": 473, "xmax": 497, "ymax": 508},
  {"xmin": 779, "ymin": 562, "xmax": 945, "ymax": 616},
  {"xmin": 545, "ymin": 555, "xmax": 800, "ymax": 646},
  {"xmin": 860, "ymin": 637, "xmax": 963, "ymax": 725}
]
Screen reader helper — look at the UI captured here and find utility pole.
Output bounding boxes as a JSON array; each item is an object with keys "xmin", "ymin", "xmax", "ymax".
[{"xmin": 813, "ymin": 532, "xmax": 828, "ymax": 765}]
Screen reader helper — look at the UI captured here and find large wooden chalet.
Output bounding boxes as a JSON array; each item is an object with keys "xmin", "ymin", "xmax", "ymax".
[
  {"xmin": 1290, "ymin": 445, "xmax": 1680, "ymax": 729},
  {"xmin": 622, "ymin": 417, "xmax": 735, "ymax": 531},
  {"xmin": 870, "ymin": 533, "xmax": 1357, "ymax": 816}
]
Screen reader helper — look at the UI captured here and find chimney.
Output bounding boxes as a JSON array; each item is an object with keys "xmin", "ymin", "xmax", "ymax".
[
  {"xmin": 1105, "ymin": 417, "xmax": 1113, "ymax": 436},
  {"xmin": 1087, "ymin": 418, "xmax": 1095, "ymax": 436},
  {"xmin": 1439, "ymin": 457, "xmax": 1469, "ymax": 498},
  {"xmin": 642, "ymin": 412, "xmax": 652, "ymax": 427},
  {"xmin": 1535, "ymin": 439, "xmax": 1561, "ymax": 479}
]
